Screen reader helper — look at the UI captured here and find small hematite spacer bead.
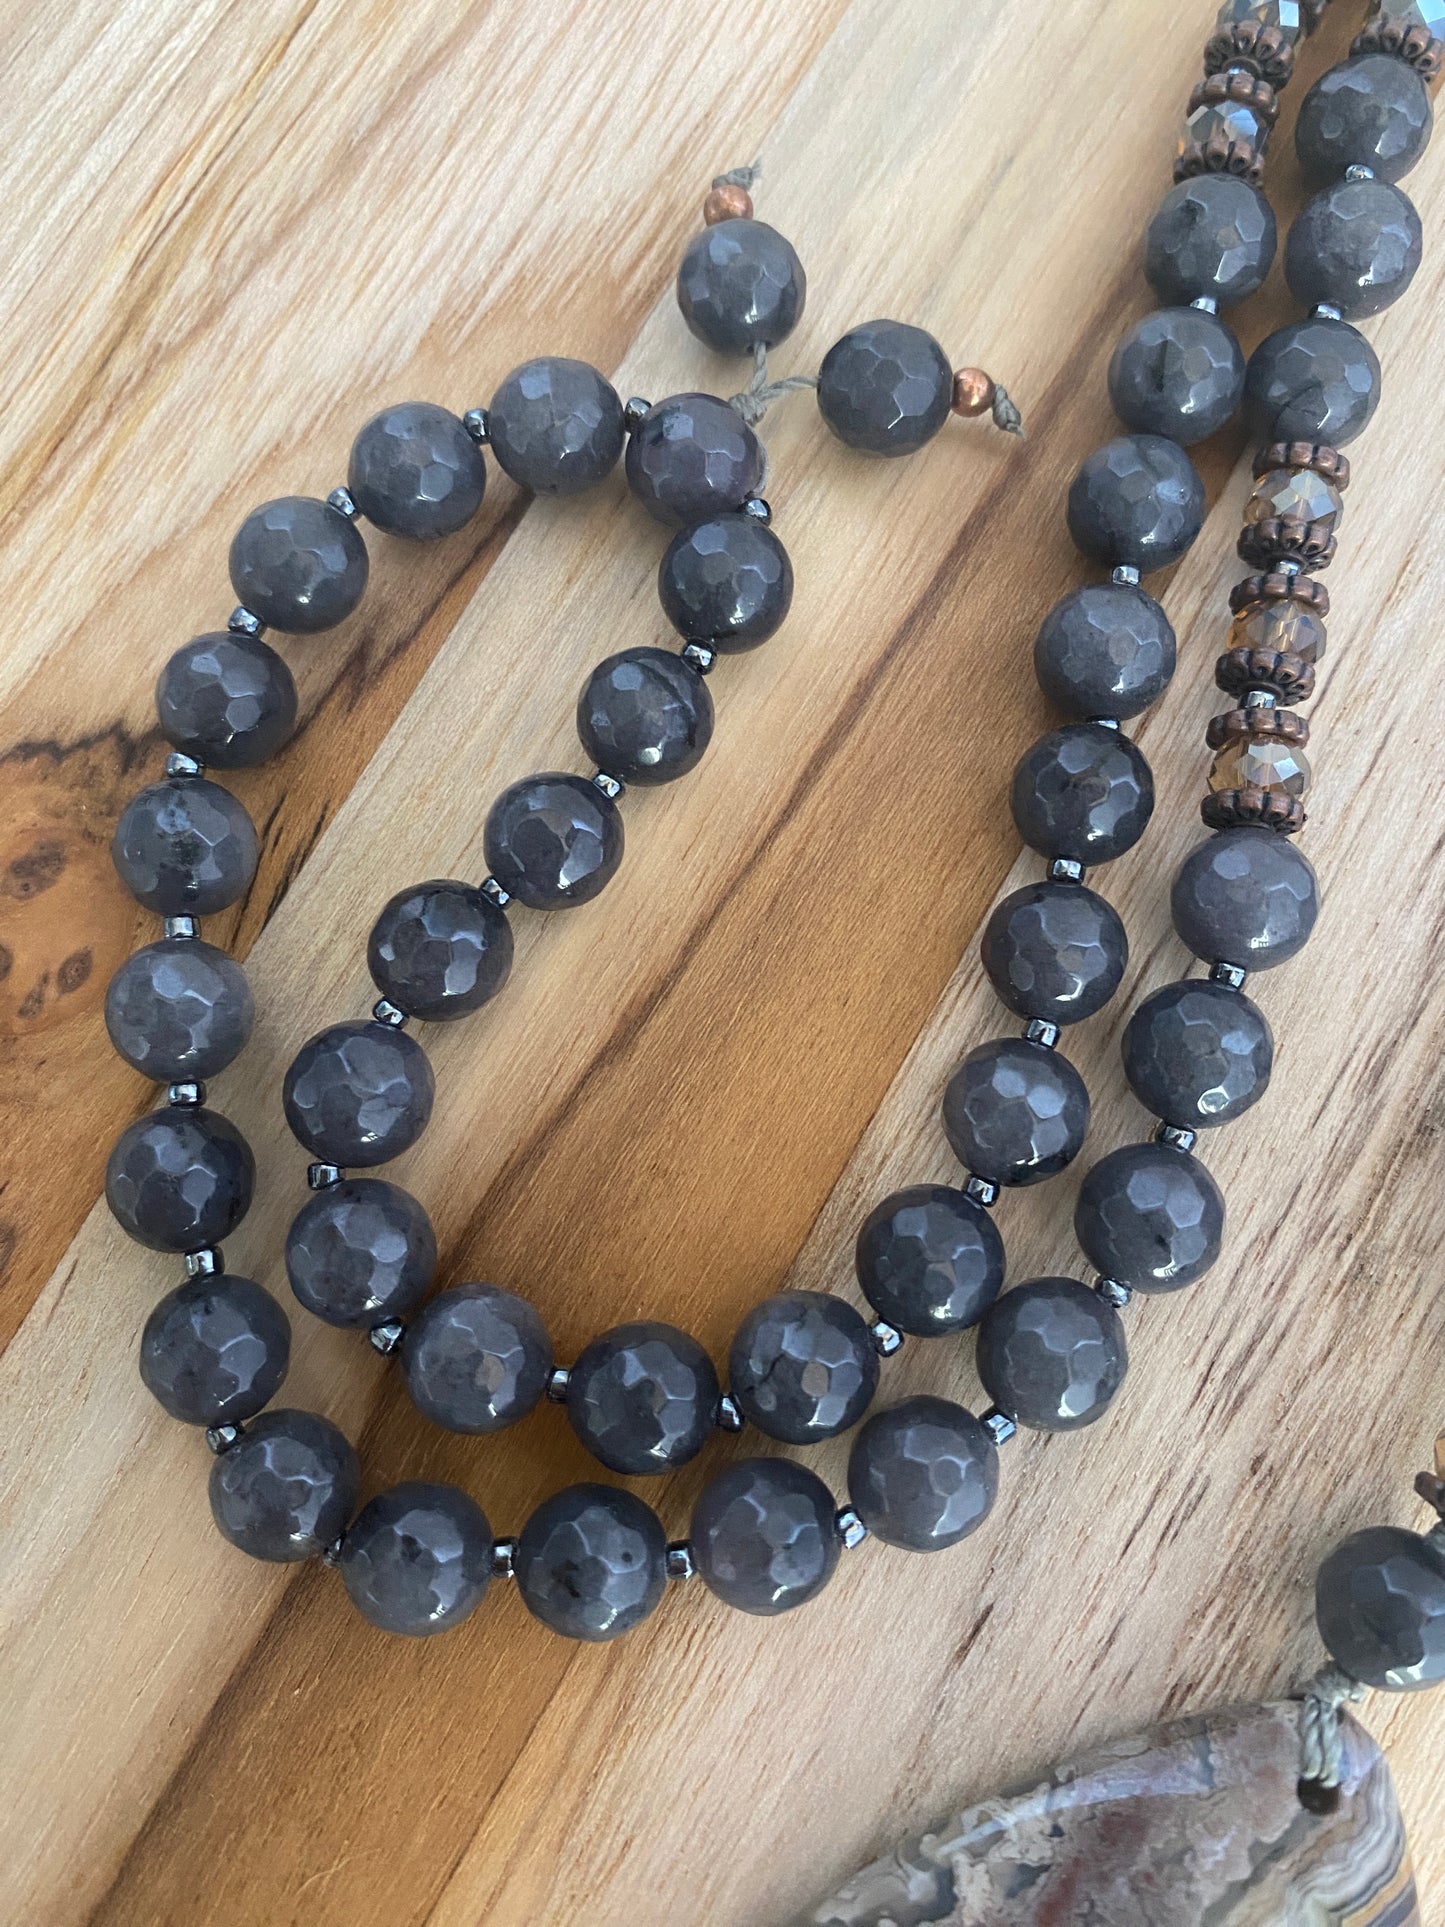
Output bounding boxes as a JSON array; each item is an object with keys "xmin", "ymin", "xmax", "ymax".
[
  {"xmin": 322, "ymin": 1537, "xmax": 345, "ymax": 1568},
  {"xmin": 981, "ymin": 1407, "xmax": 1017, "ymax": 1447},
  {"xmin": 1088, "ymin": 717, "xmax": 1121, "ymax": 732},
  {"xmin": 1344, "ymin": 164, "xmax": 1376, "ymax": 183},
  {"xmin": 327, "ymin": 486, "xmax": 360, "ymax": 521},
  {"xmin": 741, "ymin": 495, "xmax": 772, "ymax": 524},
  {"xmin": 491, "ymin": 1537, "xmax": 517, "ymax": 1579},
  {"xmin": 623, "ymin": 397, "xmax": 651, "ymax": 433},
  {"xmin": 167, "ymin": 1079, "xmax": 206, "ymax": 1107},
  {"xmin": 835, "ymin": 1507, "xmax": 868, "ymax": 1550},
  {"xmin": 1155, "ymin": 1122, "xmax": 1199, "ymax": 1153},
  {"xmin": 666, "ymin": 1542, "xmax": 696, "ymax": 1581},
  {"xmin": 1111, "ymin": 565, "xmax": 1141, "ymax": 587},
  {"xmin": 868, "ymin": 1317, "xmax": 904, "ymax": 1357},
  {"xmin": 371, "ymin": 997, "xmax": 409, "ymax": 1028},
  {"xmin": 680, "ymin": 643, "xmax": 716, "ymax": 675},
  {"xmin": 186, "ymin": 1247, "xmax": 223, "ymax": 1277},
  {"xmin": 715, "ymin": 1392, "xmax": 743, "ymax": 1432},
  {"xmin": 964, "ymin": 1174, "xmax": 1000, "ymax": 1209},
  {"xmin": 165, "ymin": 750, "xmax": 205, "ymax": 779},
  {"xmin": 1047, "ymin": 857, "xmax": 1084, "ymax": 884},
  {"xmin": 480, "ymin": 876, "xmax": 512, "ymax": 909},
  {"xmin": 228, "ymin": 606, "xmax": 265, "ymax": 637},
  {"xmin": 163, "ymin": 914, "xmax": 199, "ymax": 941},
  {"xmin": 308, "ymin": 1161, "xmax": 343, "ymax": 1189},
  {"xmin": 1209, "ymin": 959, "xmax": 1248, "ymax": 990},
  {"xmin": 1311, "ymin": 303, "xmax": 1343, "ymax": 323},
  {"xmin": 462, "ymin": 407, "xmax": 489, "ymax": 444},
  {"xmin": 1190, "ymin": 295, "xmax": 1219, "ymax": 314},
  {"xmin": 1095, "ymin": 1278, "xmax": 1133, "ymax": 1309},
  {"xmin": 206, "ymin": 1422, "xmax": 243, "ymax": 1454},
  {"xmin": 591, "ymin": 771, "xmax": 626, "ymax": 802},
  {"xmin": 546, "ymin": 1366, "xmax": 571, "ymax": 1403},
  {"xmin": 369, "ymin": 1319, "xmax": 406, "ymax": 1356},
  {"xmin": 1025, "ymin": 1019, "xmax": 1061, "ymax": 1049},
  {"xmin": 1244, "ymin": 688, "xmax": 1278, "ymax": 710}
]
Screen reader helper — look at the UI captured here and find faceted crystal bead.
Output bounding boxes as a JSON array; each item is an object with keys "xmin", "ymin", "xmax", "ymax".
[
  {"xmin": 1229, "ymin": 600, "xmax": 1327, "ymax": 662},
  {"xmin": 1208, "ymin": 735, "xmax": 1311, "ymax": 796},
  {"xmin": 1246, "ymin": 467, "xmax": 1344, "ymax": 534},
  {"xmin": 1180, "ymin": 100, "xmax": 1270, "ymax": 154},
  {"xmin": 1215, "ymin": 0, "xmax": 1303, "ymax": 41}
]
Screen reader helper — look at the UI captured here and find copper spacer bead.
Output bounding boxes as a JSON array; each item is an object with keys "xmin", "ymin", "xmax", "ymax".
[
  {"xmin": 951, "ymin": 368, "xmax": 997, "ymax": 417},
  {"xmin": 1187, "ymin": 70, "xmax": 1279, "ymax": 124},
  {"xmin": 1351, "ymin": 16, "xmax": 1443, "ymax": 79},
  {"xmin": 1253, "ymin": 442, "xmax": 1350, "ymax": 490},
  {"xmin": 1206, "ymin": 707, "xmax": 1309, "ymax": 751},
  {"xmin": 703, "ymin": 183, "xmax": 753, "ymax": 225},
  {"xmin": 1202, "ymin": 789, "xmax": 1306, "ymax": 835},
  {"xmin": 1175, "ymin": 131, "xmax": 1265, "ymax": 187},
  {"xmin": 1230, "ymin": 572, "xmax": 1330, "ymax": 619},
  {"xmin": 1215, "ymin": 648, "xmax": 1316, "ymax": 705},
  {"xmin": 1237, "ymin": 519, "xmax": 1337, "ymax": 573},
  {"xmin": 1202, "ymin": 21, "xmax": 1296, "ymax": 88}
]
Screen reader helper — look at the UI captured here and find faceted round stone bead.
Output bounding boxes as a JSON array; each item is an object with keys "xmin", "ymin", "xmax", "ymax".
[
  {"xmin": 1285, "ymin": 178, "xmax": 1422, "ymax": 320},
  {"xmin": 1244, "ymin": 317, "xmax": 1381, "ymax": 446},
  {"xmin": 657, "ymin": 515, "xmax": 793, "ymax": 651},
  {"xmin": 676, "ymin": 218, "xmax": 806, "ymax": 353},
  {"xmin": 347, "ymin": 401, "xmax": 486, "ymax": 540},
  {"xmin": 402, "ymin": 1283, "xmax": 552, "ymax": 1433},
  {"xmin": 854, "ymin": 1183, "xmax": 1005, "ymax": 1336},
  {"xmin": 576, "ymin": 648, "xmax": 713, "ymax": 784},
  {"xmin": 942, "ymin": 1037, "xmax": 1090, "ymax": 1188},
  {"xmin": 106, "ymin": 1106, "xmax": 255, "ymax": 1252},
  {"xmin": 285, "ymin": 1178, "xmax": 436, "ymax": 1328},
  {"xmin": 1107, "ymin": 307, "xmax": 1246, "ymax": 446},
  {"xmin": 1171, "ymin": 826, "xmax": 1319, "ymax": 970},
  {"xmin": 975, "ymin": 1276, "xmax": 1128, "ymax": 1433},
  {"xmin": 691, "ymin": 1456, "xmax": 840, "ymax": 1616},
  {"xmin": 228, "ymin": 496, "xmax": 368, "ymax": 634},
  {"xmin": 728, "ymin": 1291, "xmax": 879, "ymax": 1445},
  {"xmin": 339, "ymin": 1482, "xmax": 492, "ymax": 1637},
  {"xmin": 209, "ymin": 1409, "xmax": 359, "ymax": 1562},
  {"xmin": 815, "ymin": 320, "xmax": 954, "ymax": 457},
  {"xmin": 846, "ymin": 1396, "xmax": 999, "ymax": 1552},
  {"xmin": 366, "ymin": 878, "xmax": 513, "ymax": 1021},
  {"xmin": 980, "ymin": 881, "xmax": 1129, "ymax": 1025},
  {"xmin": 139, "ymin": 1274, "xmax": 289, "ymax": 1425},
  {"xmin": 282, "ymin": 1020, "xmax": 435, "ymax": 1167},
  {"xmin": 1123, "ymin": 978, "xmax": 1274, "ymax": 1128},
  {"xmin": 1143, "ymin": 175, "xmax": 1277, "ymax": 310},
  {"xmin": 565, "ymin": 1321, "xmax": 718, "ymax": 1473},
  {"xmin": 112, "ymin": 777, "xmax": 258, "ymax": 916},
  {"xmin": 483, "ymin": 772, "xmax": 623, "ymax": 910},
  {"xmin": 1297, "ymin": 53, "xmax": 1433, "ymax": 186},
  {"xmin": 155, "ymin": 632, "xmax": 297, "ymax": 769},
  {"xmin": 1215, "ymin": 0, "xmax": 1303, "ymax": 41},
  {"xmin": 487, "ymin": 357, "xmax": 626, "ymax": 497},
  {"xmin": 1208, "ymin": 735, "xmax": 1311, "ymax": 799},
  {"xmin": 625, "ymin": 393, "xmax": 764, "ymax": 527},
  {"xmin": 1247, "ymin": 466, "xmax": 1344, "ymax": 536},
  {"xmin": 1316, "ymin": 1526, "xmax": 1445, "ymax": 1691},
  {"xmin": 1032, "ymin": 582, "xmax": 1176, "ymax": 722},
  {"xmin": 514, "ymin": 1483, "xmax": 668, "ymax": 1642},
  {"xmin": 1010, "ymin": 723, "xmax": 1154, "ymax": 866},
  {"xmin": 1067, "ymin": 435, "xmax": 1206, "ymax": 574},
  {"xmin": 104, "ymin": 938, "xmax": 254, "ymax": 1081},
  {"xmin": 1229, "ymin": 598, "xmax": 1327, "ymax": 663},
  {"xmin": 1074, "ymin": 1141, "xmax": 1226, "ymax": 1293}
]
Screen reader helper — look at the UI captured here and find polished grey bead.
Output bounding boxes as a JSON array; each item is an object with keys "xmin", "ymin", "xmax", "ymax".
[
  {"xmin": 676, "ymin": 218, "xmax": 806, "ymax": 353},
  {"xmin": 816, "ymin": 320, "xmax": 953, "ymax": 456},
  {"xmin": 1066, "ymin": 435, "xmax": 1206, "ymax": 574},
  {"xmin": 514, "ymin": 1483, "xmax": 668, "ymax": 1642},
  {"xmin": 106, "ymin": 1105, "xmax": 254, "ymax": 1251},
  {"xmin": 728, "ymin": 1291, "xmax": 879, "ymax": 1444},
  {"xmin": 1171, "ymin": 827, "xmax": 1319, "ymax": 970},
  {"xmin": 401, "ymin": 1282, "xmax": 553, "ymax": 1433},
  {"xmin": 483, "ymin": 772, "xmax": 623, "ymax": 910},
  {"xmin": 625, "ymin": 393, "xmax": 764, "ymax": 527},
  {"xmin": 981, "ymin": 880, "xmax": 1128, "ymax": 1024},
  {"xmin": 1244, "ymin": 316, "xmax": 1381, "ymax": 445},
  {"xmin": 854, "ymin": 1183, "xmax": 1005, "ymax": 1336},
  {"xmin": 691, "ymin": 1456, "xmax": 840, "ymax": 1615},
  {"xmin": 1143, "ymin": 174, "xmax": 1278, "ymax": 308},
  {"xmin": 208, "ymin": 1408, "xmax": 359, "ymax": 1562},
  {"xmin": 1285, "ymin": 178, "xmax": 1422, "ymax": 319},
  {"xmin": 846, "ymin": 1396, "xmax": 999, "ymax": 1552},
  {"xmin": 1123, "ymin": 977, "xmax": 1274, "ymax": 1127},
  {"xmin": 657, "ymin": 515, "xmax": 793, "ymax": 651},
  {"xmin": 561, "ymin": 1322, "xmax": 716, "ymax": 1471},
  {"xmin": 1010, "ymin": 723, "xmax": 1154, "ymax": 866},
  {"xmin": 576, "ymin": 648, "xmax": 713, "ymax": 785},
  {"xmin": 104, "ymin": 939, "xmax": 253, "ymax": 1082},
  {"xmin": 975, "ymin": 1276, "xmax": 1127, "ymax": 1432},
  {"xmin": 487, "ymin": 358, "xmax": 625, "ymax": 496},
  {"xmin": 139, "ymin": 1273, "xmax": 289, "ymax": 1425},
  {"xmin": 1107, "ymin": 306, "xmax": 1245, "ymax": 445},
  {"xmin": 942, "ymin": 1037, "xmax": 1090, "ymax": 1188},
  {"xmin": 112, "ymin": 777, "xmax": 258, "ymax": 916},
  {"xmin": 346, "ymin": 401, "xmax": 487, "ymax": 541},
  {"xmin": 366, "ymin": 878, "xmax": 513, "ymax": 1021},
  {"xmin": 155, "ymin": 632, "xmax": 298, "ymax": 769},
  {"xmin": 282, "ymin": 1020, "xmax": 435, "ymax": 1166},
  {"xmin": 285, "ymin": 1177, "xmax": 435, "ymax": 1327},
  {"xmin": 1297, "ymin": 54, "xmax": 1433, "ymax": 185},
  {"xmin": 1032, "ymin": 582, "xmax": 1176, "ymax": 721},
  {"xmin": 228, "ymin": 496, "xmax": 368, "ymax": 634},
  {"xmin": 1316, "ymin": 1526, "xmax": 1445, "ymax": 1691},
  {"xmin": 339, "ymin": 1482, "xmax": 492, "ymax": 1637},
  {"xmin": 1074, "ymin": 1141, "xmax": 1225, "ymax": 1294}
]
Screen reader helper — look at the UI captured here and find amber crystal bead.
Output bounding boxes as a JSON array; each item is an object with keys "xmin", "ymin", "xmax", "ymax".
[
  {"xmin": 1208, "ymin": 735, "xmax": 1311, "ymax": 797},
  {"xmin": 1179, "ymin": 98, "xmax": 1272, "ymax": 156},
  {"xmin": 1246, "ymin": 467, "xmax": 1344, "ymax": 535}
]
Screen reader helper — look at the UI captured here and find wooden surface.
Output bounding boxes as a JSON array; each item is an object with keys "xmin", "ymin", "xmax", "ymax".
[{"xmin": 2, "ymin": 0, "xmax": 1444, "ymax": 1921}]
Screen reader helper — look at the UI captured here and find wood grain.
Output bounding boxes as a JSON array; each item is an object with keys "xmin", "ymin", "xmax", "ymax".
[{"xmin": 1, "ymin": 0, "xmax": 1443, "ymax": 1922}]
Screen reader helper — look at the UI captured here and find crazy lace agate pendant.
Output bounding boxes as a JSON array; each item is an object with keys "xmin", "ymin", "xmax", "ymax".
[{"xmin": 804, "ymin": 1702, "xmax": 1416, "ymax": 1927}]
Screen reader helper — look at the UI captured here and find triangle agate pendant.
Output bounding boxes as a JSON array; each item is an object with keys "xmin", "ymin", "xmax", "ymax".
[{"xmin": 804, "ymin": 1702, "xmax": 1417, "ymax": 1926}]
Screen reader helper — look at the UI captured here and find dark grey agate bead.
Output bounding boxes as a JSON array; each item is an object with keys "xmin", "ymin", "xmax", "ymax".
[
  {"xmin": 347, "ymin": 401, "xmax": 487, "ymax": 540},
  {"xmin": 657, "ymin": 515, "xmax": 793, "ymax": 651},
  {"xmin": 228, "ymin": 496, "xmax": 368, "ymax": 634},
  {"xmin": 576, "ymin": 648, "xmax": 713, "ymax": 785},
  {"xmin": 139, "ymin": 1274, "xmax": 289, "ymax": 1425},
  {"xmin": 1107, "ymin": 307, "xmax": 1245, "ymax": 446},
  {"xmin": 942, "ymin": 1037, "xmax": 1090, "ymax": 1189},
  {"xmin": 976, "ymin": 1277, "xmax": 1127, "ymax": 1432},
  {"xmin": 1143, "ymin": 174, "xmax": 1277, "ymax": 309},
  {"xmin": 676, "ymin": 218, "xmax": 806, "ymax": 354},
  {"xmin": 567, "ymin": 1321, "xmax": 719, "ymax": 1473},
  {"xmin": 1244, "ymin": 317, "xmax": 1381, "ymax": 446},
  {"xmin": 1316, "ymin": 1526, "xmax": 1445, "ymax": 1692},
  {"xmin": 104, "ymin": 938, "xmax": 254, "ymax": 1081},
  {"xmin": 847, "ymin": 1397, "xmax": 998, "ymax": 1552},
  {"xmin": 1067, "ymin": 435, "xmax": 1206, "ymax": 574},
  {"xmin": 209, "ymin": 1408, "xmax": 359, "ymax": 1562},
  {"xmin": 514, "ymin": 1483, "xmax": 668, "ymax": 1642},
  {"xmin": 625, "ymin": 393, "xmax": 764, "ymax": 527},
  {"xmin": 691, "ymin": 1456, "xmax": 840, "ymax": 1616},
  {"xmin": 339, "ymin": 1481, "xmax": 492, "ymax": 1637},
  {"xmin": 1074, "ymin": 1141, "xmax": 1225, "ymax": 1293},
  {"xmin": 981, "ymin": 881, "xmax": 1128, "ymax": 1025},
  {"xmin": 1010, "ymin": 723, "xmax": 1154, "ymax": 866},
  {"xmin": 1032, "ymin": 583, "xmax": 1176, "ymax": 722},
  {"xmin": 483, "ymin": 772, "xmax": 623, "ymax": 910},
  {"xmin": 1297, "ymin": 54, "xmax": 1432, "ymax": 186},
  {"xmin": 156, "ymin": 632, "xmax": 298, "ymax": 768},
  {"xmin": 106, "ymin": 1106, "xmax": 255, "ymax": 1252},
  {"xmin": 728, "ymin": 1291, "xmax": 879, "ymax": 1445},
  {"xmin": 112, "ymin": 777, "xmax": 258, "ymax": 916},
  {"xmin": 487, "ymin": 358, "xmax": 625, "ymax": 497},
  {"xmin": 402, "ymin": 1282, "xmax": 552, "ymax": 1433},
  {"xmin": 1285, "ymin": 178, "xmax": 1422, "ymax": 320},
  {"xmin": 367, "ymin": 879, "xmax": 512, "ymax": 1021},
  {"xmin": 285, "ymin": 1178, "xmax": 436, "ymax": 1328},
  {"xmin": 1123, "ymin": 978, "xmax": 1274, "ymax": 1128},
  {"xmin": 282, "ymin": 1020, "xmax": 435, "ymax": 1166},
  {"xmin": 854, "ymin": 1183, "xmax": 1004, "ymax": 1336},
  {"xmin": 816, "ymin": 320, "xmax": 953, "ymax": 457},
  {"xmin": 1171, "ymin": 827, "xmax": 1319, "ymax": 970}
]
